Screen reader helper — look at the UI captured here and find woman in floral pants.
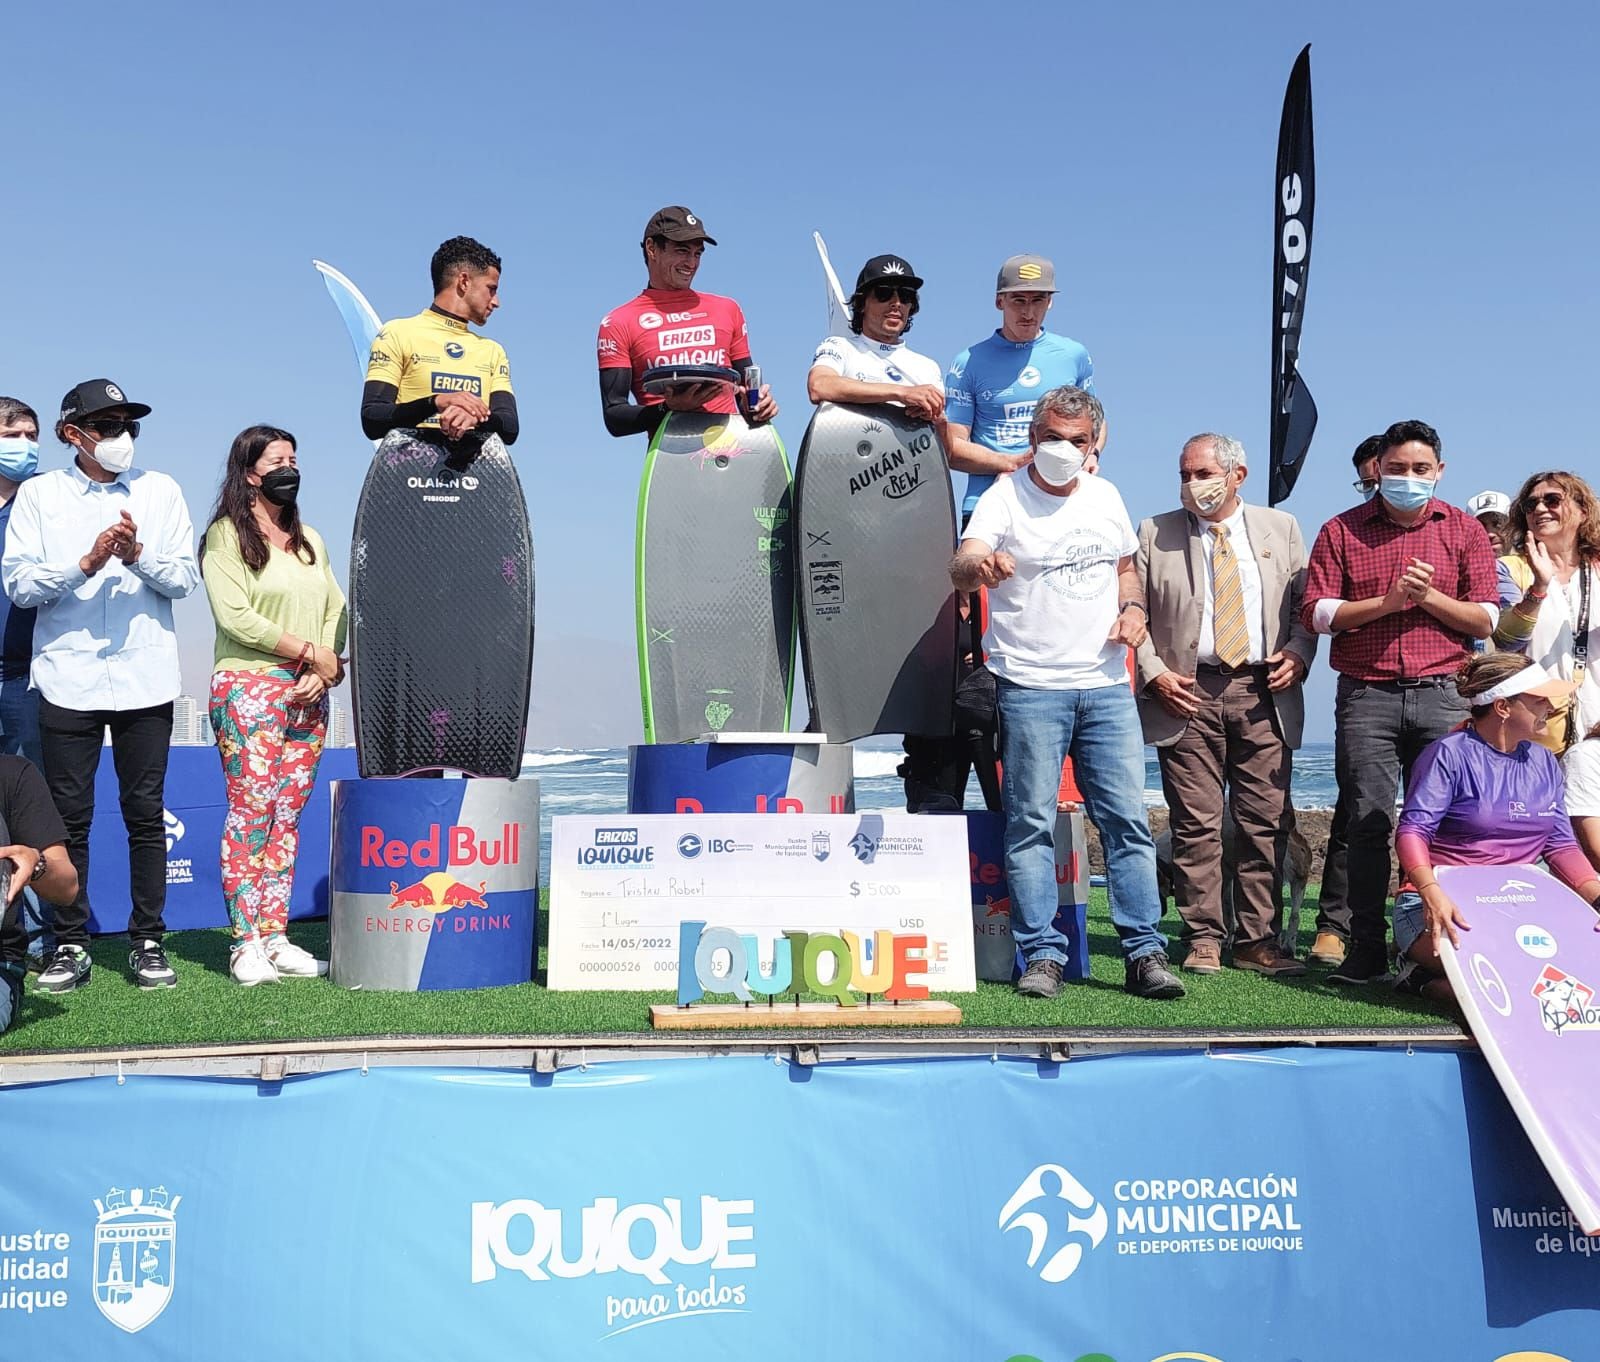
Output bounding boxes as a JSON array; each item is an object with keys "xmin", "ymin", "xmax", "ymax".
[{"xmin": 201, "ymin": 426, "xmax": 346, "ymax": 985}]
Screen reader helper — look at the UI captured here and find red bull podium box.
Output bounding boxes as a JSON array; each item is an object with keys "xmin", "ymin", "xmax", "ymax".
[
  {"xmin": 627, "ymin": 736, "xmax": 853, "ymax": 815},
  {"xmin": 967, "ymin": 810, "xmax": 1091, "ymax": 982},
  {"xmin": 329, "ymin": 778, "xmax": 540, "ymax": 990}
]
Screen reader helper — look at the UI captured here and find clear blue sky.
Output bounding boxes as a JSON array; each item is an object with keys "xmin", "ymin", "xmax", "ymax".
[{"xmin": 8, "ymin": 1, "xmax": 1597, "ymax": 745}]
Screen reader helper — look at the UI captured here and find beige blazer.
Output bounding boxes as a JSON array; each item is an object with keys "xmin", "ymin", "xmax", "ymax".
[{"xmin": 1133, "ymin": 503, "xmax": 1317, "ymax": 748}]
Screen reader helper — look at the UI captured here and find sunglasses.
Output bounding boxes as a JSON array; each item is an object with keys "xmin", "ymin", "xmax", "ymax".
[
  {"xmin": 1521, "ymin": 491, "xmax": 1566, "ymax": 514},
  {"xmin": 870, "ymin": 285, "xmax": 918, "ymax": 304},
  {"xmin": 79, "ymin": 417, "xmax": 140, "ymax": 439}
]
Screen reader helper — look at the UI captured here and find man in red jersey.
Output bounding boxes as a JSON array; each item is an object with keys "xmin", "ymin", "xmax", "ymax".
[{"xmin": 597, "ymin": 205, "xmax": 779, "ymax": 438}]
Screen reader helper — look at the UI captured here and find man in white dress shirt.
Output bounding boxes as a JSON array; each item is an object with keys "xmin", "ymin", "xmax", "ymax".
[{"xmin": 1, "ymin": 380, "xmax": 199, "ymax": 993}]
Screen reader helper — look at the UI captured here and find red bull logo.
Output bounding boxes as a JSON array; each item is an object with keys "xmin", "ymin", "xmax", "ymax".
[
  {"xmin": 360, "ymin": 822, "xmax": 521, "ymax": 869},
  {"xmin": 366, "ymin": 871, "xmax": 510, "ymax": 935}
]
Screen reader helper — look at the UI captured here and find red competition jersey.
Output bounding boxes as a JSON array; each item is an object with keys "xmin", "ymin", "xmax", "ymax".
[{"xmin": 596, "ymin": 287, "xmax": 752, "ymax": 415}]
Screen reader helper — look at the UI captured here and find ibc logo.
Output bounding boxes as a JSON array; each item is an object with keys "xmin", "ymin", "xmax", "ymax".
[{"xmin": 1516, "ymin": 924, "xmax": 1558, "ymax": 959}]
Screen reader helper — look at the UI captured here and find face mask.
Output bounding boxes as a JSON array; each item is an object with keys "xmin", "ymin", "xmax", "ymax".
[
  {"xmin": 258, "ymin": 467, "xmax": 301, "ymax": 507},
  {"xmin": 89, "ymin": 431, "xmax": 135, "ymax": 474},
  {"xmin": 1032, "ymin": 439, "xmax": 1086, "ymax": 487},
  {"xmin": 0, "ymin": 437, "xmax": 39, "ymax": 481},
  {"xmin": 1379, "ymin": 474, "xmax": 1436, "ymax": 512},
  {"xmin": 1180, "ymin": 474, "xmax": 1230, "ymax": 516}
]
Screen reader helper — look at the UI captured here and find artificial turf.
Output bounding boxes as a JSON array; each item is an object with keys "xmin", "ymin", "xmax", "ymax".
[{"xmin": 0, "ymin": 888, "xmax": 1459, "ymax": 1054}]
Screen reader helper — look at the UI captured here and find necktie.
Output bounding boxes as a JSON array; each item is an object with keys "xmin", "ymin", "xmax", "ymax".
[{"xmin": 1210, "ymin": 523, "xmax": 1248, "ymax": 668}]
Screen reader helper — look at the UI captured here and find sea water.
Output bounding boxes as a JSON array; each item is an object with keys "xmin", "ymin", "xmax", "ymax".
[{"xmin": 522, "ymin": 743, "xmax": 1339, "ymax": 886}]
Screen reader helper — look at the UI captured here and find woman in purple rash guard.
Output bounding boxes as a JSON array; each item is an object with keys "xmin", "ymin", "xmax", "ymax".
[{"xmin": 1394, "ymin": 653, "xmax": 1600, "ymax": 1001}]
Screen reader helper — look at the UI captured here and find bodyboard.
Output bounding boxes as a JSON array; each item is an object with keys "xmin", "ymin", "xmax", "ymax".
[
  {"xmin": 636, "ymin": 413, "xmax": 795, "ymax": 742},
  {"xmin": 350, "ymin": 429, "xmax": 534, "ymax": 777},
  {"xmin": 795, "ymin": 402, "xmax": 957, "ymax": 742},
  {"xmin": 1437, "ymin": 862, "xmax": 1600, "ymax": 1233}
]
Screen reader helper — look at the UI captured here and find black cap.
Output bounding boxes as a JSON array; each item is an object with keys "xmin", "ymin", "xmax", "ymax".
[
  {"xmin": 642, "ymin": 206, "xmax": 717, "ymax": 246},
  {"xmin": 855, "ymin": 254, "xmax": 923, "ymax": 292},
  {"xmin": 59, "ymin": 379, "xmax": 151, "ymax": 426}
]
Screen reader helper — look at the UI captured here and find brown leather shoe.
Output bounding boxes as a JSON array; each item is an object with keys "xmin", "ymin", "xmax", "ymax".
[
  {"xmin": 1183, "ymin": 939, "xmax": 1223, "ymax": 974},
  {"xmin": 1233, "ymin": 941, "xmax": 1309, "ymax": 976},
  {"xmin": 1309, "ymin": 931, "xmax": 1347, "ymax": 967}
]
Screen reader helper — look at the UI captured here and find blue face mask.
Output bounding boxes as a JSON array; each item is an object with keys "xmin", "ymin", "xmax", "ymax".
[
  {"xmin": 0, "ymin": 437, "xmax": 39, "ymax": 482},
  {"xmin": 1380, "ymin": 474, "xmax": 1437, "ymax": 512}
]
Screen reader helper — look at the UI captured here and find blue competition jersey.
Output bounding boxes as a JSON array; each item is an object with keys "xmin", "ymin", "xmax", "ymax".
[{"xmin": 945, "ymin": 329, "xmax": 1095, "ymax": 514}]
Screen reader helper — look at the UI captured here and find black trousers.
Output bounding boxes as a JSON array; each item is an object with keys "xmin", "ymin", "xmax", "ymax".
[{"xmin": 38, "ymin": 697, "xmax": 173, "ymax": 946}]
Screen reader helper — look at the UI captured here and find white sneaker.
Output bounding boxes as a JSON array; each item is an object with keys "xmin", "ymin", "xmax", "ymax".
[
  {"xmin": 230, "ymin": 938, "xmax": 279, "ymax": 987},
  {"xmin": 264, "ymin": 935, "xmax": 327, "ymax": 978}
]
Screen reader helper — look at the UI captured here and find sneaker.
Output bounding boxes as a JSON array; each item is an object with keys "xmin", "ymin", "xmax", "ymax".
[
  {"xmin": 264, "ymin": 935, "xmax": 327, "ymax": 978},
  {"xmin": 1328, "ymin": 941, "xmax": 1393, "ymax": 986},
  {"xmin": 1015, "ymin": 957, "xmax": 1065, "ymax": 999},
  {"xmin": 0, "ymin": 962, "xmax": 23, "ymax": 1034},
  {"xmin": 1232, "ymin": 941, "xmax": 1309, "ymax": 977},
  {"xmin": 230, "ymin": 938, "xmax": 279, "ymax": 987},
  {"xmin": 1125, "ymin": 951, "xmax": 1186, "ymax": 1000},
  {"xmin": 129, "ymin": 940, "xmax": 177, "ymax": 990},
  {"xmin": 1394, "ymin": 958, "xmax": 1454, "ymax": 1003},
  {"xmin": 1183, "ymin": 940, "xmax": 1223, "ymax": 974},
  {"xmin": 37, "ymin": 944, "xmax": 92, "ymax": 994},
  {"xmin": 1309, "ymin": 931, "xmax": 1347, "ymax": 967}
]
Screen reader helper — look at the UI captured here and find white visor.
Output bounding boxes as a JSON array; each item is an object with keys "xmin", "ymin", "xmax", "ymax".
[{"xmin": 1476, "ymin": 667, "xmax": 1578, "ymax": 705}]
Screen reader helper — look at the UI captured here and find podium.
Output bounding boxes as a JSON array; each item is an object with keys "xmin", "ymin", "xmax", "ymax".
[
  {"xmin": 966, "ymin": 811, "xmax": 1092, "ymax": 981},
  {"xmin": 328, "ymin": 777, "xmax": 540, "ymax": 991},
  {"xmin": 627, "ymin": 737, "xmax": 854, "ymax": 815}
]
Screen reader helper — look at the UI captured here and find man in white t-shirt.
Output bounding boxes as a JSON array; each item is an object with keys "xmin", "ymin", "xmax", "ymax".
[
  {"xmin": 807, "ymin": 254, "xmax": 944, "ymax": 415},
  {"xmin": 951, "ymin": 385, "xmax": 1184, "ymax": 1001}
]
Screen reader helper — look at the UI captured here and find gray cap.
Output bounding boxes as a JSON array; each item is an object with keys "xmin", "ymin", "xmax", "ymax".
[{"xmin": 997, "ymin": 254, "xmax": 1055, "ymax": 293}]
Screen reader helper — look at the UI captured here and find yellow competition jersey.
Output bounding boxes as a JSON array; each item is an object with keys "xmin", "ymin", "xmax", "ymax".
[{"xmin": 365, "ymin": 307, "xmax": 513, "ymax": 429}]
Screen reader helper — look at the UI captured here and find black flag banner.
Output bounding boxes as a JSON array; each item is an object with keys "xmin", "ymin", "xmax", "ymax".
[{"xmin": 1269, "ymin": 44, "xmax": 1317, "ymax": 506}]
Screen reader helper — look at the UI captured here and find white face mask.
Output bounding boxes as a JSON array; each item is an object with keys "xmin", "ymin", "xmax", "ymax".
[
  {"xmin": 1032, "ymin": 438, "xmax": 1086, "ymax": 488},
  {"xmin": 89, "ymin": 431, "xmax": 135, "ymax": 474}
]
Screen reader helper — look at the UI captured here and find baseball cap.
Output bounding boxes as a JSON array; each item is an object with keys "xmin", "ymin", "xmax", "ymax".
[
  {"xmin": 997, "ymin": 254, "xmax": 1055, "ymax": 294},
  {"xmin": 1467, "ymin": 490, "xmax": 1511, "ymax": 517},
  {"xmin": 642, "ymin": 206, "xmax": 717, "ymax": 246},
  {"xmin": 59, "ymin": 379, "xmax": 151, "ymax": 426},
  {"xmin": 855, "ymin": 254, "xmax": 924, "ymax": 292}
]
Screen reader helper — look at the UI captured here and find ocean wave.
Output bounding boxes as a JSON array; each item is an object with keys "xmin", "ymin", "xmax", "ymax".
[
  {"xmin": 852, "ymin": 750, "xmax": 906, "ymax": 779},
  {"xmin": 521, "ymin": 750, "xmax": 613, "ymax": 769}
]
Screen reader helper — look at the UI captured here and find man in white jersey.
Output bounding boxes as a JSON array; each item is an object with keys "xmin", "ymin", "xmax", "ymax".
[
  {"xmin": 806, "ymin": 255, "xmax": 944, "ymax": 415},
  {"xmin": 951, "ymin": 385, "xmax": 1183, "ymax": 1002},
  {"xmin": 808, "ymin": 255, "xmax": 975, "ymax": 810}
]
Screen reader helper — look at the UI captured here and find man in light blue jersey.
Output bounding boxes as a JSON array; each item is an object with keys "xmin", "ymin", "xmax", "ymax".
[{"xmin": 945, "ymin": 254, "xmax": 1098, "ymax": 522}]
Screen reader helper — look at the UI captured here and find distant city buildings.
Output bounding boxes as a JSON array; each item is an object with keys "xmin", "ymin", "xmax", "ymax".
[{"xmin": 329, "ymin": 702, "xmax": 353, "ymax": 748}]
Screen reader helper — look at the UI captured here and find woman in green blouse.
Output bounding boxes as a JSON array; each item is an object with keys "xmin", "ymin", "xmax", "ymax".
[{"xmin": 201, "ymin": 426, "xmax": 345, "ymax": 986}]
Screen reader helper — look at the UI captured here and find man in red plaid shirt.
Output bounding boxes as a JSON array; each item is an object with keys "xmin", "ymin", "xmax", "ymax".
[{"xmin": 1301, "ymin": 419, "xmax": 1498, "ymax": 984}]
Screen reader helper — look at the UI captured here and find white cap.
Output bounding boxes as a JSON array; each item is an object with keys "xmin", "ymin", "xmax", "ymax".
[{"xmin": 1468, "ymin": 490, "xmax": 1511, "ymax": 517}]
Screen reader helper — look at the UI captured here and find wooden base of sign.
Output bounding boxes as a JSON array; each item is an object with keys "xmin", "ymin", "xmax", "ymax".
[{"xmin": 649, "ymin": 1001, "xmax": 963, "ymax": 1030}]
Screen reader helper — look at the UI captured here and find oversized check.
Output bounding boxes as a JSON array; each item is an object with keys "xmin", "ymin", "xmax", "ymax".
[{"xmin": 548, "ymin": 813, "xmax": 976, "ymax": 992}]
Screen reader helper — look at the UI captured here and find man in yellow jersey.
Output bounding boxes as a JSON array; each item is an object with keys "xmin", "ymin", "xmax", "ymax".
[{"xmin": 361, "ymin": 236, "xmax": 518, "ymax": 445}]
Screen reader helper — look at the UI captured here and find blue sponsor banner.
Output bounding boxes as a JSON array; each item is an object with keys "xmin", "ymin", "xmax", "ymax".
[
  {"xmin": 0, "ymin": 1049, "xmax": 1593, "ymax": 1360},
  {"xmin": 84, "ymin": 746, "xmax": 356, "ymax": 935}
]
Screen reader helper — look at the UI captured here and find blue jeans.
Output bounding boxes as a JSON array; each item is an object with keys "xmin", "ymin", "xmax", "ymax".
[
  {"xmin": 0, "ymin": 677, "xmax": 49, "ymax": 959},
  {"xmin": 996, "ymin": 676, "xmax": 1166, "ymax": 965}
]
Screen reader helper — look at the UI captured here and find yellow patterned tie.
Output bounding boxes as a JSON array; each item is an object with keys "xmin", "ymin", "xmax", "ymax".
[{"xmin": 1210, "ymin": 524, "xmax": 1249, "ymax": 668}]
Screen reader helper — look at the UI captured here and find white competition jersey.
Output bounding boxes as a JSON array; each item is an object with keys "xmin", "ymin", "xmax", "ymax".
[{"xmin": 810, "ymin": 332, "xmax": 943, "ymax": 388}]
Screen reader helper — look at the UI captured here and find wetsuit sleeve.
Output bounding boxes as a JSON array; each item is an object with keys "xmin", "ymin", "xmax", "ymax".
[
  {"xmin": 600, "ymin": 367, "xmax": 666, "ymax": 439},
  {"xmin": 361, "ymin": 381, "xmax": 436, "ymax": 441},
  {"xmin": 488, "ymin": 391, "xmax": 520, "ymax": 446},
  {"xmin": 489, "ymin": 343, "xmax": 514, "ymax": 397},
  {"xmin": 729, "ymin": 302, "xmax": 752, "ymax": 365},
  {"xmin": 945, "ymin": 350, "xmax": 975, "ymax": 428}
]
